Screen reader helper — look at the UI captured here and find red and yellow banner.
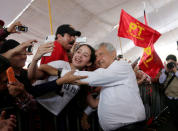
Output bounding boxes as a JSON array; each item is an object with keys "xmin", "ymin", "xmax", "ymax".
[
  {"xmin": 118, "ymin": 9, "xmax": 161, "ymax": 48},
  {"xmin": 139, "ymin": 45, "xmax": 163, "ymax": 79}
]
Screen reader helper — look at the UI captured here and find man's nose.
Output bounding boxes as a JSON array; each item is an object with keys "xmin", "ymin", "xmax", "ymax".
[{"xmin": 77, "ymin": 53, "xmax": 83, "ymax": 58}]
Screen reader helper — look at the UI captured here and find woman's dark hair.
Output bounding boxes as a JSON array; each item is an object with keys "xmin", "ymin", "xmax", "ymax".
[
  {"xmin": 0, "ymin": 39, "xmax": 20, "ymax": 54},
  {"xmin": 75, "ymin": 44, "xmax": 96, "ymax": 65}
]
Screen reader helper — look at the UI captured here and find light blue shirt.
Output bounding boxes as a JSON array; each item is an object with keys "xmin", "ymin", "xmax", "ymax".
[{"xmin": 159, "ymin": 69, "xmax": 178, "ymax": 84}]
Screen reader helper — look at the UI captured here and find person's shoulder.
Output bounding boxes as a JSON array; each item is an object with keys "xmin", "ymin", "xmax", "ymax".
[
  {"xmin": 54, "ymin": 41, "xmax": 62, "ymax": 48},
  {"xmin": 112, "ymin": 60, "xmax": 131, "ymax": 70},
  {"xmin": 54, "ymin": 41, "xmax": 66, "ymax": 53},
  {"xmin": 48, "ymin": 60, "xmax": 69, "ymax": 66},
  {"xmin": 114, "ymin": 60, "xmax": 129, "ymax": 66},
  {"xmin": 48, "ymin": 60, "xmax": 70, "ymax": 69}
]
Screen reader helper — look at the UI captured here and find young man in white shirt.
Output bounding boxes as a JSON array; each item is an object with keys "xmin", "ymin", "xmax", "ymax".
[{"xmin": 61, "ymin": 42, "xmax": 146, "ymax": 131}]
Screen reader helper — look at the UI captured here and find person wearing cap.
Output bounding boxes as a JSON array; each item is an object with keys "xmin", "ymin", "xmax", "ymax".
[{"xmin": 40, "ymin": 24, "xmax": 81, "ymax": 64}]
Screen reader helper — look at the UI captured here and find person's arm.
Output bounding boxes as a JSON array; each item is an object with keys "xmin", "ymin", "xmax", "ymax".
[
  {"xmin": 81, "ymin": 94, "xmax": 99, "ymax": 130},
  {"xmin": 30, "ymin": 80, "xmax": 60, "ymax": 97},
  {"xmin": 61, "ymin": 61, "xmax": 130, "ymax": 87},
  {"xmin": 1, "ymin": 39, "xmax": 36, "ymax": 59},
  {"xmin": 137, "ymin": 74, "xmax": 147, "ymax": 85},
  {"xmin": 6, "ymin": 21, "xmax": 22, "ymax": 34},
  {"xmin": 87, "ymin": 94, "xmax": 99, "ymax": 108},
  {"xmin": 84, "ymin": 106, "xmax": 96, "ymax": 116},
  {"xmin": 0, "ymin": 40, "xmax": 36, "ymax": 73},
  {"xmin": 38, "ymin": 64, "xmax": 58, "ymax": 76},
  {"xmin": 30, "ymin": 70, "xmax": 88, "ymax": 97},
  {"xmin": 0, "ymin": 21, "xmax": 23, "ymax": 41},
  {"xmin": 175, "ymin": 71, "xmax": 178, "ymax": 78},
  {"xmin": 28, "ymin": 43, "xmax": 54, "ymax": 80},
  {"xmin": 27, "ymin": 57, "xmax": 45, "ymax": 80},
  {"xmin": 173, "ymin": 64, "xmax": 178, "ymax": 78},
  {"xmin": 0, "ymin": 28, "xmax": 9, "ymax": 41},
  {"xmin": 159, "ymin": 69, "xmax": 168, "ymax": 84},
  {"xmin": 81, "ymin": 111, "xmax": 91, "ymax": 130}
]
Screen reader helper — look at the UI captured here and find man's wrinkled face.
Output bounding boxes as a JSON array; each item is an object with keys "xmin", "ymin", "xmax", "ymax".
[{"xmin": 95, "ymin": 46, "xmax": 115, "ymax": 69}]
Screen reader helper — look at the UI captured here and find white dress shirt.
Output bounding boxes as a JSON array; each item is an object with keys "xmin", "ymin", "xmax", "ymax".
[{"xmin": 61, "ymin": 60, "xmax": 146, "ymax": 130}]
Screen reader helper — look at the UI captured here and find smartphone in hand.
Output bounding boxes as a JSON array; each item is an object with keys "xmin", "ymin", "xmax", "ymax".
[
  {"xmin": 43, "ymin": 35, "xmax": 55, "ymax": 56},
  {"xmin": 15, "ymin": 26, "xmax": 28, "ymax": 32},
  {"xmin": 6, "ymin": 67, "xmax": 16, "ymax": 83}
]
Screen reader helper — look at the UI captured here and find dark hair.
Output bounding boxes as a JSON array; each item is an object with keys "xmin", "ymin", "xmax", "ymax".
[
  {"xmin": 55, "ymin": 24, "xmax": 81, "ymax": 40},
  {"xmin": 166, "ymin": 54, "xmax": 177, "ymax": 62},
  {"xmin": 75, "ymin": 44, "xmax": 96, "ymax": 65},
  {"xmin": 0, "ymin": 39, "xmax": 20, "ymax": 54},
  {"xmin": 117, "ymin": 54, "xmax": 123, "ymax": 59}
]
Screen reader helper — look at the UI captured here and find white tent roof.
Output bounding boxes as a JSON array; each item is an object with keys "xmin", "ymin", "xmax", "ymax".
[{"xmin": 1, "ymin": 0, "xmax": 178, "ymax": 65}]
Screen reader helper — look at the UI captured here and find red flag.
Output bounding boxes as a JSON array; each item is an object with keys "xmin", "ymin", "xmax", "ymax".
[
  {"xmin": 118, "ymin": 9, "xmax": 161, "ymax": 48},
  {"xmin": 139, "ymin": 44, "xmax": 163, "ymax": 79}
]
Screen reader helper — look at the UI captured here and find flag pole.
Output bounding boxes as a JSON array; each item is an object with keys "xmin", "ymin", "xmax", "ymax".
[
  {"xmin": 48, "ymin": 0, "xmax": 53, "ymax": 35},
  {"xmin": 118, "ymin": 36, "xmax": 124, "ymax": 57}
]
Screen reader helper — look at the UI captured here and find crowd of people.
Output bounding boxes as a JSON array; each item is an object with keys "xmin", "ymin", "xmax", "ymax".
[{"xmin": 0, "ymin": 19, "xmax": 178, "ymax": 131}]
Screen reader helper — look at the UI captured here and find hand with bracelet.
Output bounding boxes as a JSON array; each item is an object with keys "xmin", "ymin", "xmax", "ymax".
[{"xmin": 56, "ymin": 70, "xmax": 88, "ymax": 85}]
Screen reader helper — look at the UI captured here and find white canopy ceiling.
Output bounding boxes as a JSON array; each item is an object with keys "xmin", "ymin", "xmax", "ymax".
[{"xmin": 1, "ymin": 0, "xmax": 178, "ymax": 65}]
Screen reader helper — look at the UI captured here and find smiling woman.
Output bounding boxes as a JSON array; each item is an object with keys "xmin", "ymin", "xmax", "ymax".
[
  {"xmin": 2, "ymin": 1, "xmax": 178, "ymax": 131},
  {"xmin": 26, "ymin": 43, "xmax": 96, "ymax": 128}
]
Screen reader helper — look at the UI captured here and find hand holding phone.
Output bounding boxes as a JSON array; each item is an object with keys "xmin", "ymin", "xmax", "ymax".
[
  {"xmin": 43, "ymin": 35, "xmax": 55, "ymax": 56},
  {"xmin": 26, "ymin": 45, "xmax": 33, "ymax": 52},
  {"xmin": 15, "ymin": 25, "xmax": 28, "ymax": 32},
  {"xmin": 6, "ymin": 67, "xmax": 16, "ymax": 83}
]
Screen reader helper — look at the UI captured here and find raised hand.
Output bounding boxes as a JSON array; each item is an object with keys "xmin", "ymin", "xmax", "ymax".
[
  {"xmin": 7, "ymin": 79, "xmax": 25, "ymax": 97},
  {"xmin": 56, "ymin": 70, "xmax": 88, "ymax": 85},
  {"xmin": 33, "ymin": 42, "xmax": 54, "ymax": 61},
  {"xmin": 7, "ymin": 21, "xmax": 22, "ymax": 34},
  {"xmin": 0, "ymin": 111, "xmax": 16, "ymax": 131}
]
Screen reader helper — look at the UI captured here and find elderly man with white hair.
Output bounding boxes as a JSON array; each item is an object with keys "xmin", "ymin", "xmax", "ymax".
[{"xmin": 60, "ymin": 42, "xmax": 146, "ymax": 131}]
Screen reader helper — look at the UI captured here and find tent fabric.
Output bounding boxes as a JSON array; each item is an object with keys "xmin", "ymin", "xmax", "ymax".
[{"xmin": 0, "ymin": 0, "xmax": 178, "ymax": 65}]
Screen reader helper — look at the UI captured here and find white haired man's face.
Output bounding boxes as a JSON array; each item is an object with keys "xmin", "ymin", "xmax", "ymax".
[{"xmin": 95, "ymin": 46, "xmax": 116, "ymax": 68}]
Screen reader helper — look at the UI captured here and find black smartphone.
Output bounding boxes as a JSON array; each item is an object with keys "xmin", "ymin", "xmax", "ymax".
[
  {"xmin": 26, "ymin": 45, "xmax": 33, "ymax": 52},
  {"xmin": 15, "ymin": 26, "xmax": 28, "ymax": 32}
]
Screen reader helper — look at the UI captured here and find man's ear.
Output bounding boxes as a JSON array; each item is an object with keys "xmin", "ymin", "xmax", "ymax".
[
  {"xmin": 57, "ymin": 34, "xmax": 62, "ymax": 39},
  {"xmin": 111, "ymin": 50, "xmax": 117, "ymax": 60}
]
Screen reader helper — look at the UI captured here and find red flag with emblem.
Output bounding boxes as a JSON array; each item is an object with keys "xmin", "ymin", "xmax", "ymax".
[
  {"xmin": 118, "ymin": 9, "xmax": 161, "ymax": 48},
  {"xmin": 138, "ymin": 44, "xmax": 163, "ymax": 79}
]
